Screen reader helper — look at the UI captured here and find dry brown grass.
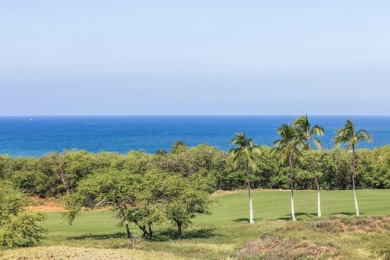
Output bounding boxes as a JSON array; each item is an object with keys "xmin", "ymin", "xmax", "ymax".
[{"xmin": 0, "ymin": 246, "xmax": 183, "ymax": 260}]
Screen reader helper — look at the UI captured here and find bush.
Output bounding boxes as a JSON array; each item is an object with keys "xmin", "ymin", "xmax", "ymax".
[{"xmin": 0, "ymin": 181, "xmax": 46, "ymax": 247}]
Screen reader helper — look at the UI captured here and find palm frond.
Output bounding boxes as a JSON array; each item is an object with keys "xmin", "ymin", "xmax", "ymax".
[
  {"xmin": 333, "ymin": 119, "xmax": 372, "ymax": 152},
  {"xmin": 273, "ymin": 123, "xmax": 302, "ymax": 161},
  {"xmin": 229, "ymin": 132, "xmax": 259, "ymax": 170},
  {"xmin": 294, "ymin": 115, "xmax": 310, "ymax": 133},
  {"xmin": 313, "ymin": 137, "xmax": 323, "ymax": 151},
  {"xmin": 311, "ymin": 125, "xmax": 324, "ymax": 136},
  {"xmin": 356, "ymin": 129, "xmax": 372, "ymax": 143}
]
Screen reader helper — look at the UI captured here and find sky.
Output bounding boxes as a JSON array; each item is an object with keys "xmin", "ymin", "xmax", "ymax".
[{"xmin": 0, "ymin": 0, "xmax": 389, "ymax": 116}]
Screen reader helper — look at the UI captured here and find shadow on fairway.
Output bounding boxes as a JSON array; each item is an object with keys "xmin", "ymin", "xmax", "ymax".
[
  {"xmin": 68, "ymin": 232, "xmax": 125, "ymax": 240},
  {"xmin": 153, "ymin": 228, "xmax": 218, "ymax": 241},
  {"xmin": 68, "ymin": 228, "xmax": 219, "ymax": 242},
  {"xmin": 330, "ymin": 212, "xmax": 365, "ymax": 216},
  {"xmin": 277, "ymin": 212, "xmax": 317, "ymax": 220},
  {"xmin": 232, "ymin": 218, "xmax": 263, "ymax": 223}
]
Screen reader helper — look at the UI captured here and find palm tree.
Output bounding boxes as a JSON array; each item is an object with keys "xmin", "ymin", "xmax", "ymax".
[
  {"xmin": 230, "ymin": 132, "xmax": 260, "ymax": 224},
  {"xmin": 294, "ymin": 115, "xmax": 324, "ymax": 217},
  {"xmin": 273, "ymin": 124, "xmax": 303, "ymax": 221},
  {"xmin": 333, "ymin": 119, "xmax": 372, "ymax": 216}
]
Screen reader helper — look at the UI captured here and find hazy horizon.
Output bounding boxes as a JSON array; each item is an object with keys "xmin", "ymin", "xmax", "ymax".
[{"xmin": 1, "ymin": 1, "xmax": 389, "ymax": 116}]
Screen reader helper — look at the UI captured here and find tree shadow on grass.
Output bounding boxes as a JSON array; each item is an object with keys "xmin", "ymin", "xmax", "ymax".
[
  {"xmin": 68, "ymin": 232, "xmax": 126, "ymax": 240},
  {"xmin": 277, "ymin": 212, "xmax": 317, "ymax": 221},
  {"xmin": 151, "ymin": 228, "xmax": 218, "ymax": 242},
  {"xmin": 330, "ymin": 212, "xmax": 364, "ymax": 216},
  {"xmin": 68, "ymin": 228, "xmax": 219, "ymax": 242},
  {"xmin": 232, "ymin": 218, "xmax": 263, "ymax": 223}
]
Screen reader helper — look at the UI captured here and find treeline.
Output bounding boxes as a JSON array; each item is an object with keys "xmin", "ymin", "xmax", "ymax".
[{"xmin": 1, "ymin": 143, "xmax": 390, "ymax": 198}]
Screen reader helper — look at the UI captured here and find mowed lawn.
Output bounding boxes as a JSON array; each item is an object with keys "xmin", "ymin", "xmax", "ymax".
[
  {"xmin": 3, "ymin": 189, "xmax": 390, "ymax": 259},
  {"xmin": 44, "ymin": 189, "xmax": 390, "ymax": 235},
  {"xmin": 199, "ymin": 189, "xmax": 390, "ymax": 224}
]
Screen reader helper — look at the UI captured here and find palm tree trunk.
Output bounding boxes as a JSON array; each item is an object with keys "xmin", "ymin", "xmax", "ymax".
[
  {"xmin": 352, "ymin": 146, "xmax": 359, "ymax": 216},
  {"xmin": 313, "ymin": 164, "xmax": 321, "ymax": 218},
  {"xmin": 247, "ymin": 167, "xmax": 254, "ymax": 224},
  {"xmin": 317, "ymin": 187, "xmax": 321, "ymax": 217},
  {"xmin": 289, "ymin": 156, "xmax": 296, "ymax": 221},
  {"xmin": 309, "ymin": 149, "xmax": 321, "ymax": 218}
]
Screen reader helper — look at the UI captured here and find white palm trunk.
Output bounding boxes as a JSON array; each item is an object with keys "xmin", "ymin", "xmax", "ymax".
[
  {"xmin": 317, "ymin": 190, "xmax": 321, "ymax": 217},
  {"xmin": 249, "ymin": 193, "xmax": 254, "ymax": 224},
  {"xmin": 291, "ymin": 192, "xmax": 296, "ymax": 221},
  {"xmin": 311, "ymin": 151, "xmax": 322, "ymax": 218},
  {"xmin": 247, "ymin": 170, "xmax": 254, "ymax": 224},
  {"xmin": 314, "ymin": 170, "xmax": 322, "ymax": 218},
  {"xmin": 353, "ymin": 185, "xmax": 359, "ymax": 216},
  {"xmin": 352, "ymin": 148, "xmax": 359, "ymax": 216},
  {"xmin": 289, "ymin": 156, "xmax": 296, "ymax": 221}
]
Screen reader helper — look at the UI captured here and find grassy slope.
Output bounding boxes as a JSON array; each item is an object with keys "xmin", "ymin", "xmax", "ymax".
[{"xmin": 2, "ymin": 190, "xmax": 390, "ymax": 259}]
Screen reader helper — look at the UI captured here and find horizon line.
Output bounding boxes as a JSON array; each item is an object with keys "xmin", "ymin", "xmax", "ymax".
[{"xmin": 0, "ymin": 114, "xmax": 390, "ymax": 117}]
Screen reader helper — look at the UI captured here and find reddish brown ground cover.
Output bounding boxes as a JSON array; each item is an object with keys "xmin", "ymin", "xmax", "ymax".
[{"xmin": 24, "ymin": 196, "xmax": 66, "ymax": 212}]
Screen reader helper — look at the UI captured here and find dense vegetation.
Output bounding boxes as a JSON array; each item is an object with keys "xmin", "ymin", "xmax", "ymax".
[{"xmin": 1, "ymin": 144, "xmax": 389, "ymax": 198}]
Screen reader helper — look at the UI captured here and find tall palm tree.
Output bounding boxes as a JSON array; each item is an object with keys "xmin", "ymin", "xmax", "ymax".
[
  {"xmin": 333, "ymin": 119, "xmax": 372, "ymax": 216},
  {"xmin": 230, "ymin": 132, "xmax": 260, "ymax": 224},
  {"xmin": 273, "ymin": 124, "xmax": 303, "ymax": 221},
  {"xmin": 294, "ymin": 115, "xmax": 324, "ymax": 217}
]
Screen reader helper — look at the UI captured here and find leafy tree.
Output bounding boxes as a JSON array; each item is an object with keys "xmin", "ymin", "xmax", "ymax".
[
  {"xmin": 170, "ymin": 140, "xmax": 188, "ymax": 154},
  {"xmin": 64, "ymin": 170, "xmax": 213, "ymax": 239},
  {"xmin": 333, "ymin": 119, "xmax": 372, "ymax": 216},
  {"xmin": 64, "ymin": 171, "xmax": 164, "ymax": 238},
  {"xmin": 122, "ymin": 151, "xmax": 154, "ymax": 174},
  {"xmin": 155, "ymin": 149, "xmax": 168, "ymax": 156},
  {"xmin": 38, "ymin": 150, "xmax": 99, "ymax": 196},
  {"xmin": 165, "ymin": 174, "xmax": 214, "ymax": 239},
  {"xmin": 230, "ymin": 132, "xmax": 260, "ymax": 224},
  {"xmin": 370, "ymin": 146, "xmax": 390, "ymax": 188},
  {"xmin": 39, "ymin": 152, "xmax": 71, "ymax": 195},
  {"xmin": 294, "ymin": 115, "xmax": 324, "ymax": 217},
  {"xmin": 0, "ymin": 181, "xmax": 46, "ymax": 247},
  {"xmin": 273, "ymin": 124, "xmax": 303, "ymax": 221},
  {"xmin": 10, "ymin": 170, "xmax": 50, "ymax": 197}
]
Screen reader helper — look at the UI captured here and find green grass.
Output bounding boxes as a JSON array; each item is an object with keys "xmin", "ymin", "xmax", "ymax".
[
  {"xmin": 199, "ymin": 189, "xmax": 390, "ymax": 224},
  {"xmin": 2, "ymin": 189, "xmax": 390, "ymax": 259}
]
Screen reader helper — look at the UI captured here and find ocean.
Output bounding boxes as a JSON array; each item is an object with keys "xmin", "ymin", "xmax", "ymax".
[{"xmin": 0, "ymin": 116, "xmax": 389, "ymax": 157}]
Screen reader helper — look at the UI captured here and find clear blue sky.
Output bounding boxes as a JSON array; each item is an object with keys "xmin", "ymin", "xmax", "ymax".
[{"xmin": 1, "ymin": 0, "xmax": 389, "ymax": 115}]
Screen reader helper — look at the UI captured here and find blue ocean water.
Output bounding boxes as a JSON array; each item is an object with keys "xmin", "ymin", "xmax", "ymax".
[{"xmin": 0, "ymin": 116, "xmax": 389, "ymax": 157}]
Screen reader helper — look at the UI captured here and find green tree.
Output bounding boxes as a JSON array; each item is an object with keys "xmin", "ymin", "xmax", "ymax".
[
  {"xmin": 0, "ymin": 181, "xmax": 46, "ymax": 247},
  {"xmin": 273, "ymin": 124, "xmax": 303, "ymax": 221},
  {"xmin": 170, "ymin": 140, "xmax": 188, "ymax": 154},
  {"xmin": 294, "ymin": 115, "xmax": 324, "ymax": 217},
  {"xmin": 333, "ymin": 119, "xmax": 372, "ymax": 216},
  {"xmin": 64, "ymin": 171, "xmax": 164, "ymax": 239},
  {"xmin": 165, "ymin": 174, "xmax": 214, "ymax": 239},
  {"xmin": 229, "ymin": 132, "xmax": 260, "ymax": 224},
  {"xmin": 155, "ymin": 149, "xmax": 168, "ymax": 156}
]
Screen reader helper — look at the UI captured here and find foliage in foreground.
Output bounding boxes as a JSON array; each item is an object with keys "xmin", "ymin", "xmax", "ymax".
[
  {"xmin": 2, "ymin": 214, "xmax": 390, "ymax": 259},
  {"xmin": 0, "ymin": 181, "xmax": 46, "ymax": 247},
  {"xmin": 237, "ymin": 215, "xmax": 390, "ymax": 259}
]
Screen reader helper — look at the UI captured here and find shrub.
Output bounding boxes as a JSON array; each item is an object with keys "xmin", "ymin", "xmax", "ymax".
[{"xmin": 0, "ymin": 181, "xmax": 46, "ymax": 247}]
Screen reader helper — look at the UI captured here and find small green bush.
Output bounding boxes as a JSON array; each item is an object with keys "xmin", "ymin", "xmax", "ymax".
[{"xmin": 0, "ymin": 181, "xmax": 46, "ymax": 247}]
